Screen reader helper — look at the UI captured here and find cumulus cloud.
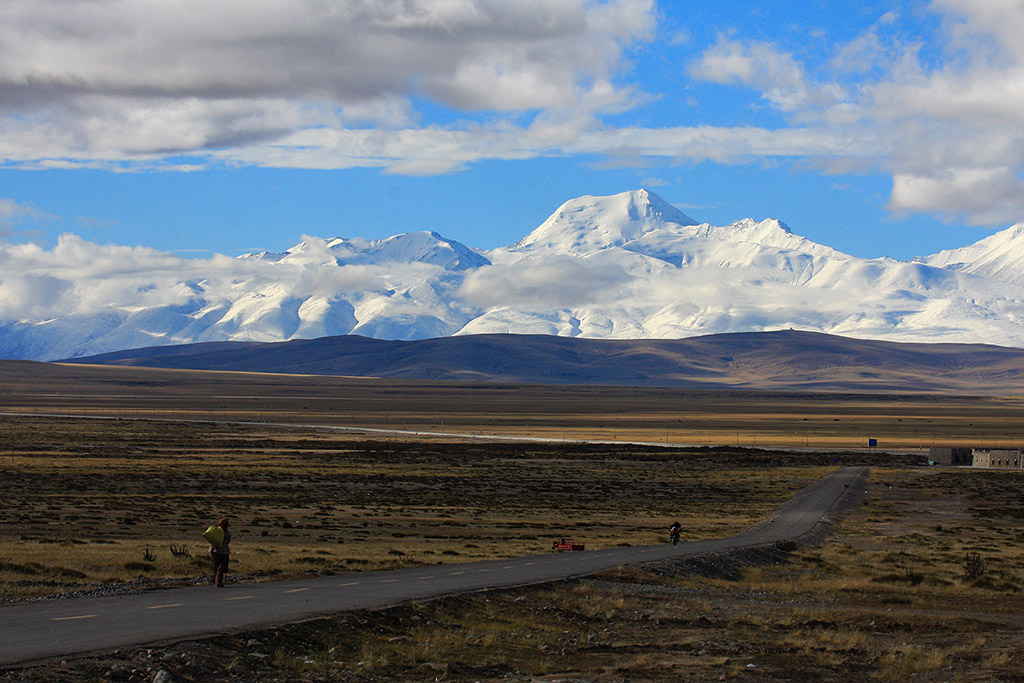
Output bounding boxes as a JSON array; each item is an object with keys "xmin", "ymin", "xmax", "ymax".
[
  {"xmin": 0, "ymin": 0, "xmax": 655, "ymax": 165},
  {"xmin": 0, "ymin": 273, "xmax": 71, "ymax": 319},
  {"xmin": 4, "ymin": 0, "xmax": 1023, "ymax": 228},
  {"xmin": 0, "ymin": 233, "xmax": 394, "ymax": 321},
  {"xmin": 890, "ymin": 168, "xmax": 1024, "ymax": 226},
  {"xmin": 0, "ymin": 235, "xmax": 216, "ymax": 318},
  {"xmin": 688, "ymin": 38, "xmax": 833, "ymax": 114},
  {"xmin": 685, "ymin": 2, "xmax": 1024, "ymax": 226},
  {"xmin": 458, "ymin": 256, "xmax": 631, "ymax": 308},
  {"xmin": 2, "ymin": 1, "xmax": 641, "ymax": 107}
]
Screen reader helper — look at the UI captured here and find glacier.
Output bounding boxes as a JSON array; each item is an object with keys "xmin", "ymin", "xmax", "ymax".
[{"xmin": 2, "ymin": 188, "xmax": 1024, "ymax": 361}]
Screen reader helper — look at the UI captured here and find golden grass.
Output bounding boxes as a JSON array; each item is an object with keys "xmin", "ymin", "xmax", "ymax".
[
  {"xmin": 0, "ymin": 415, "xmax": 832, "ymax": 598},
  {"xmin": 4, "ymin": 360, "xmax": 1024, "ymax": 448},
  {"xmin": 11, "ymin": 460, "xmax": 1024, "ymax": 681}
]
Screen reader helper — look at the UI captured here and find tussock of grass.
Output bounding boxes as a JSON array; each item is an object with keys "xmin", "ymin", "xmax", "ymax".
[{"xmin": 874, "ymin": 643, "xmax": 950, "ymax": 680}]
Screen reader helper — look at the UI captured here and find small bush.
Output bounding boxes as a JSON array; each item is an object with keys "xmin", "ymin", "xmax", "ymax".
[
  {"xmin": 962, "ymin": 552, "xmax": 988, "ymax": 583},
  {"xmin": 903, "ymin": 568, "xmax": 924, "ymax": 586}
]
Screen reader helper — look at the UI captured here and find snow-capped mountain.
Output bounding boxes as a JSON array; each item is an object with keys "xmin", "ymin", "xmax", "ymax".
[
  {"xmin": 508, "ymin": 188, "xmax": 698, "ymax": 255},
  {"xmin": 913, "ymin": 223, "xmax": 1024, "ymax": 285},
  {"xmin": 244, "ymin": 231, "xmax": 490, "ymax": 271},
  {"xmin": 3, "ymin": 188, "xmax": 1024, "ymax": 361}
]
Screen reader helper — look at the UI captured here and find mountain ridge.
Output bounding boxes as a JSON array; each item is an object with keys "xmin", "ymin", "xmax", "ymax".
[
  {"xmin": 63, "ymin": 329, "xmax": 1024, "ymax": 395},
  {"xmin": 5, "ymin": 188, "xmax": 1024, "ymax": 361},
  {"xmin": 508, "ymin": 188, "xmax": 698, "ymax": 254}
]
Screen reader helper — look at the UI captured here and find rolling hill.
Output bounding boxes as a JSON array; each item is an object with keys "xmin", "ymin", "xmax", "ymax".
[{"xmin": 64, "ymin": 329, "xmax": 1024, "ymax": 394}]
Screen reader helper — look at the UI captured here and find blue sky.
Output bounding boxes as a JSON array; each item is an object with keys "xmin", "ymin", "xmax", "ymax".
[{"xmin": 1, "ymin": 0, "xmax": 1021, "ymax": 260}]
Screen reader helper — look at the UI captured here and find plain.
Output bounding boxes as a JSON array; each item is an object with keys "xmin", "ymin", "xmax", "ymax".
[{"xmin": 1, "ymin": 362, "xmax": 1023, "ymax": 681}]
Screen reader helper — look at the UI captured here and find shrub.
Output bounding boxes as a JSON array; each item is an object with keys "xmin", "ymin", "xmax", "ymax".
[
  {"xmin": 903, "ymin": 568, "xmax": 924, "ymax": 586},
  {"xmin": 962, "ymin": 552, "xmax": 988, "ymax": 583}
]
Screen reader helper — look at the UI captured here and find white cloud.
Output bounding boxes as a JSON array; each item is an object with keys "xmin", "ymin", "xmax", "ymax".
[
  {"xmin": 3, "ymin": 0, "xmax": 1023, "ymax": 229},
  {"xmin": 0, "ymin": 233, "xmax": 394, "ymax": 322},
  {"xmin": 574, "ymin": 124, "xmax": 872, "ymax": 164},
  {"xmin": 0, "ymin": 273, "xmax": 71, "ymax": 319},
  {"xmin": 688, "ymin": 38, "xmax": 836, "ymax": 114},
  {"xmin": 0, "ymin": 0, "xmax": 655, "ymax": 164},
  {"xmin": 458, "ymin": 256, "xmax": 631, "ymax": 308},
  {"xmin": 890, "ymin": 168, "xmax": 1024, "ymax": 225},
  {"xmin": 683, "ymin": 3, "xmax": 1024, "ymax": 226}
]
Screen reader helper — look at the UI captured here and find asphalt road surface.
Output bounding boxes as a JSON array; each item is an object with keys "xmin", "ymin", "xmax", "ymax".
[{"xmin": 0, "ymin": 466, "xmax": 866, "ymax": 666}]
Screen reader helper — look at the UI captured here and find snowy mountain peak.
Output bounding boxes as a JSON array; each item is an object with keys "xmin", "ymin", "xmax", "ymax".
[
  {"xmin": 730, "ymin": 217, "xmax": 792, "ymax": 235},
  {"xmin": 718, "ymin": 218, "xmax": 842, "ymax": 258},
  {"xmin": 364, "ymin": 231, "xmax": 490, "ymax": 271},
  {"xmin": 916, "ymin": 221, "xmax": 1024, "ymax": 284},
  {"xmin": 509, "ymin": 189, "xmax": 698, "ymax": 255},
  {"xmin": 272, "ymin": 231, "xmax": 490, "ymax": 271},
  {"xmin": 8, "ymin": 188, "xmax": 1024, "ymax": 362},
  {"xmin": 633, "ymin": 188, "xmax": 698, "ymax": 225}
]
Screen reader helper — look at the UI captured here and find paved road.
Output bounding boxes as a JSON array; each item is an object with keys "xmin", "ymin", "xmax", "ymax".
[{"xmin": 0, "ymin": 466, "xmax": 866, "ymax": 666}]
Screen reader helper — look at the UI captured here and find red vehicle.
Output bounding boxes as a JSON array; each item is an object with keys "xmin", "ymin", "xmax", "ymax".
[{"xmin": 552, "ymin": 537, "xmax": 585, "ymax": 552}]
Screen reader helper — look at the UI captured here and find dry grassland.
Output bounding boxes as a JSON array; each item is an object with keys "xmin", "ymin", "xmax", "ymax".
[
  {"xmin": 0, "ymin": 416, "xmax": 848, "ymax": 599},
  {"xmin": 6, "ymin": 466, "xmax": 1024, "ymax": 682},
  {"xmin": 2, "ymin": 364, "xmax": 1023, "ymax": 680},
  {"xmin": 2, "ymin": 360, "xmax": 1024, "ymax": 448}
]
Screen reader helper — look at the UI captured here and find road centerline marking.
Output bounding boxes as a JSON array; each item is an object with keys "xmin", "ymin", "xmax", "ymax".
[
  {"xmin": 147, "ymin": 603, "xmax": 184, "ymax": 610},
  {"xmin": 284, "ymin": 588, "xmax": 311, "ymax": 594},
  {"xmin": 53, "ymin": 615, "xmax": 97, "ymax": 621},
  {"xmin": 338, "ymin": 581, "xmax": 360, "ymax": 587},
  {"xmin": 224, "ymin": 596, "xmax": 254, "ymax": 601}
]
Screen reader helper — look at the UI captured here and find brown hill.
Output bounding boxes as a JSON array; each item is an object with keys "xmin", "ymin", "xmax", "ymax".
[{"xmin": 60, "ymin": 330, "xmax": 1024, "ymax": 394}]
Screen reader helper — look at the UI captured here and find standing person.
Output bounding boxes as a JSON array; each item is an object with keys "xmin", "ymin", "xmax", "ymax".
[{"xmin": 209, "ymin": 518, "xmax": 231, "ymax": 587}]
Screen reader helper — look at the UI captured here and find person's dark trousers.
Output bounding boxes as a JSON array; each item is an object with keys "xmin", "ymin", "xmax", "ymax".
[{"xmin": 211, "ymin": 551, "xmax": 229, "ymax": 586}]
